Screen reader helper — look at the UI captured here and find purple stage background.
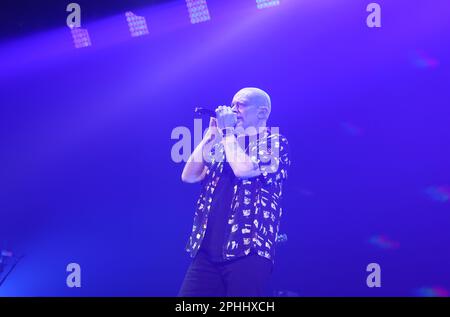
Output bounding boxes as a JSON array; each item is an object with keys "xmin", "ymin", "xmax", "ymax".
[{"xmin": 1, "ymin": 0, "xmax": 449, "ymax": 296}]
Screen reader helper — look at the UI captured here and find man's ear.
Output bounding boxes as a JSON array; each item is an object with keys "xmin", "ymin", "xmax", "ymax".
[{"xmin": 257, "ymin": 107, "xmax": 269, "ymax": 120}]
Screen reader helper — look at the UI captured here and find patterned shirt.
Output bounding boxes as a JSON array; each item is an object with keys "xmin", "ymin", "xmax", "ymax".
[{"xmin": 185, "ymin": 128, "xmax": 290, "ymax": 262}]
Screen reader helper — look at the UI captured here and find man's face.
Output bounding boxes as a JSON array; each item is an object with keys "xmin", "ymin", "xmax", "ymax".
[{"xmin": 231, "ymin": 93, "xmax": 260, "ymax": 130}]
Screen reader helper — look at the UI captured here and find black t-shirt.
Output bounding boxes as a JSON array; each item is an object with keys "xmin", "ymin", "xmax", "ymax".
[
  {"xmin": 200, "ymin": 159, "xmax": 235, "ymax": 262},
  {"xmin": 200, "ymin": 136, "xmax": 251, "ymax": 262}
]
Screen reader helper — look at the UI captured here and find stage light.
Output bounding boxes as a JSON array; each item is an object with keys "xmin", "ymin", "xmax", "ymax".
[
  {"xmin": 185, "ymin": 0, "xmax": 211, "ymax": 24},
  {"xmin": 70, "ymin": 27, "xmax": 91, "ymax": 48},
  {"xmin": 256, "ymin": 0, "xmax": 280, "ymax": 10},
  {"xmin": 125, "ymin": 11, "xmax": 149, "ymax": 37}
]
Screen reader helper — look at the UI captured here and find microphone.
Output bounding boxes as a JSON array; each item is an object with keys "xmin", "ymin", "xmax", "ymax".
[{"xmin": 194, "ymin": 107, "xmax": 216, "ymax": 118}]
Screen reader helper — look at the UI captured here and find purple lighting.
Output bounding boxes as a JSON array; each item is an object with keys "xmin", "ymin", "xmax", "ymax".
[
  {"xmin": 256, "ymin": 0, "xmax": 280, "ymax": 10},
  {"xmin": 424, "ymin": 186, "xmax": 450, "ymax": 203},
  {"xmin": 410, "ymin": 50, "xmax": 439, "ymax": 69},
  {"xmin": 414, "ymin": 287, "xmax": 450, "ymax": 297},
  {"xmin": 340, "ymin": 121, "xmax": 363, "ymax": 136},
  {"xmin": 70, "ymin": 27, "xmax": 92, "ymax": 49},
  {"xmin": 368, "ymin": 235, "xmax": 400, "ymax": 250},
  {"xmin": 185, "ymin": 0, "xmax": 211, "ymax": 24},
  {"xmin": 125, "ymin": 11, "xmax": 149, "ymax": 37}
]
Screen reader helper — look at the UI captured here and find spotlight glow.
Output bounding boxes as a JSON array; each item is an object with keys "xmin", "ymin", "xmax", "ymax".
[
  {"xmin": 410, "ymin": 50, "xmax": 439, "ymax": 69},
  {"xmin": 70, "ymin": 27, "xmax": 91, "ymax": 49},
  {"xmin": 424, "ymin": 186, "xmax": 449, "ymax": 202},
  {"xmin": 368, "ymin": 235, "xmax": 400, "ymax": 250},
  {"xmin": 185, "ymin": 0, "xmax": 211, "ymax": 24},
  {"xmin": 256, "ymin": 0, "xmax": 280, "ymax": 10},
  {"xmin": 414, "ymin": 287, "xmax": 449, "ymax": 297},
  {"xmin": 125, "ymin": 11, "xmax": 149, "ymax": 37}
]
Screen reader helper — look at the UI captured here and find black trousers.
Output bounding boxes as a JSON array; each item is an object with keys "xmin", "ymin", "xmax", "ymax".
[{"xmin": 178, "ymin": 250, "xmax": 273, "ymax": 297}]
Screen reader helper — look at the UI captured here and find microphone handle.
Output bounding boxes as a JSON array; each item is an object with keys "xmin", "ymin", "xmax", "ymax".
[{"xmin": 194, "ymin": 107, "xmax": 216, "ymax": 118}]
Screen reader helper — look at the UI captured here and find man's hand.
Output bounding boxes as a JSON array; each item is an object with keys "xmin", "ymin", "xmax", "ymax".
[
  {"xmin": 215, "ymin": 106, "xmax": 237, "ymax": 130},
  {"xmin": 181, "ymin": 117, "xmax": 219, "ymax": 183},
  {"xmin": 203, "ymin": 117, "xmax": 221, "ymax": 144}
]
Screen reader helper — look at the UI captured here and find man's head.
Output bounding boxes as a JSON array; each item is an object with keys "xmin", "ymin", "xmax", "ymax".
[{"xmin": 231, "ymin": 87, "xmax": 271, "ymax": 132}]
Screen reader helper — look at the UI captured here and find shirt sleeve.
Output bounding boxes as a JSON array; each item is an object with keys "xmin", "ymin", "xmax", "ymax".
[{"xmin": 250, "ymin": 133, "xmax": 290, "ymax": 183}]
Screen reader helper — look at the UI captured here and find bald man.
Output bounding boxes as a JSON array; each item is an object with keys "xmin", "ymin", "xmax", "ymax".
[{"xmin": 179, "ymin": 88, "xmax": 290, "ymax": 297}]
